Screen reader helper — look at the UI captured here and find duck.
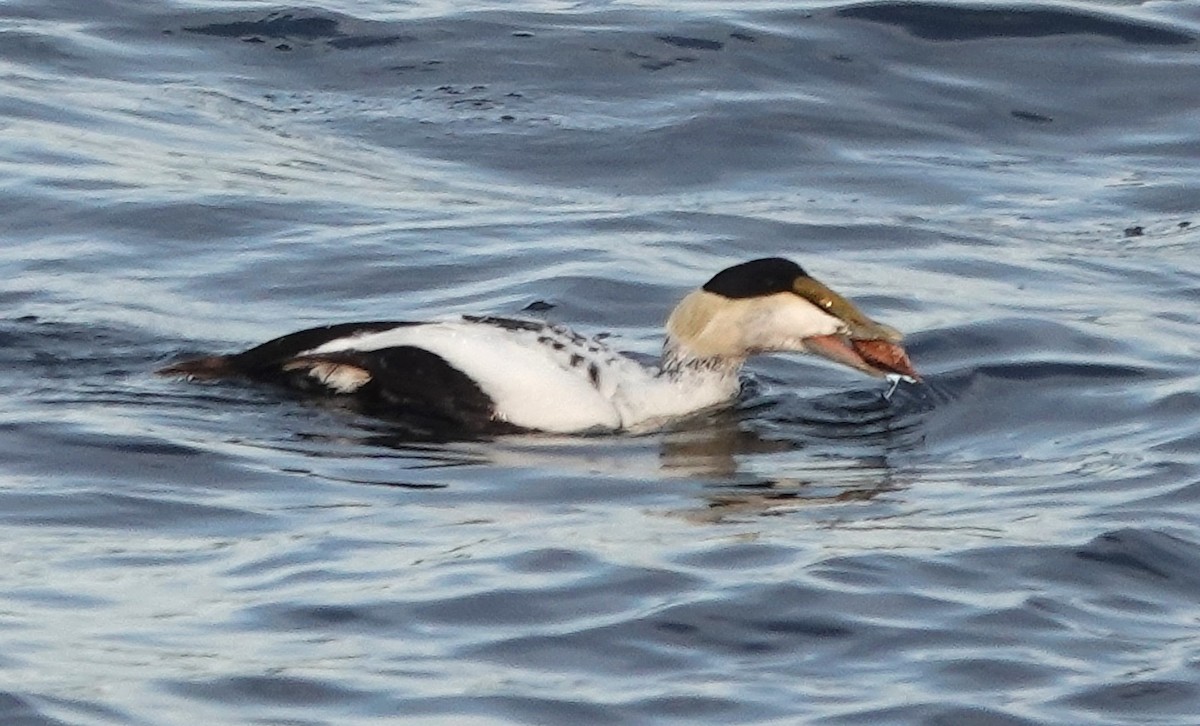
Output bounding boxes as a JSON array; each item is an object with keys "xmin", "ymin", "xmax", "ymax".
[{"xmin": 159, "ymin": 257, "xmax": 919, "ymax": 435}]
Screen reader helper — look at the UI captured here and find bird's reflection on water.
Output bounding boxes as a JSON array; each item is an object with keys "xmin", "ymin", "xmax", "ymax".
[
  {"xmin": 655, "ymin": 380, "xmax": 930, "ymax": 521},
  {"xmin": 283, "ymin": 376, "xmax": 937, "ymax": 521}
]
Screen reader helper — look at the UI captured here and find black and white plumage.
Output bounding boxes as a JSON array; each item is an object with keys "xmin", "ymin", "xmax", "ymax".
[{"xmin": 160, "ymin": 258, "xmax": 919, "ymax": 434}]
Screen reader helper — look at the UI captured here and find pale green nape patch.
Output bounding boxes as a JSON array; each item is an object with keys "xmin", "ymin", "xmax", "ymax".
[
  {"xmin": 665, "ymin": 288, "xmax": 841, "ymax": 362},
  {"xmin": 665, "ymin": 274, "xmax": 904, "ymax": 366},
  {"xmin": 665, "ymin": 289, "xmax": 751, "ymax": 360}
]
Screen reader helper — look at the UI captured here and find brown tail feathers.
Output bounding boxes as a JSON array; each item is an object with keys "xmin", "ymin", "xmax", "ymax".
[{"xmin": 156, "ymin": 355, "xmax": 237, "ymax": 380}]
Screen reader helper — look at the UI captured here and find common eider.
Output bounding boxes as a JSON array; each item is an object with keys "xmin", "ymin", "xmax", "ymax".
[{"xmin": 159, "ymin": 258, "xmax": 919, "ymax": 434}]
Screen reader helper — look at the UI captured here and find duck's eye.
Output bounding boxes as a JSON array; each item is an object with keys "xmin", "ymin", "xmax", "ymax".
[{"xmin": 820, "ymin": 298, "xmax": 834, "ymax": 309}]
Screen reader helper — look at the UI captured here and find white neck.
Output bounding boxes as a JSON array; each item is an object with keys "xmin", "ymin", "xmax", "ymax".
[
  {"xmin": 660, "ymin": 335, "xmax": 745, "ymax": 380},
  {"xmin": 595, "ymin": 335, "xmax": 739, "ymax": 432}
]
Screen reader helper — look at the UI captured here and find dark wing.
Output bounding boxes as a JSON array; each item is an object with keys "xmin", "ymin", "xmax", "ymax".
[
  {"xmin": 162, "ymin": 321, "xmax": 527, "ymax": 434},
  {"xmin": 158, "ymin": 321, "xmax": 413, "ymax": 379},
  {"xmin": 277, "ymin": 346, "xmax": 515, "ymax": 433}
]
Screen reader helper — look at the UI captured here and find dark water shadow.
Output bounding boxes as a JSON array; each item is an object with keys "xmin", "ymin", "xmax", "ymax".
[
  {"xmin": 838, "ymin": 2, "xmax": 1194, "ymax": 45},
  {"xmin": 182, "ymin": 11, "xmax": 413, "ymax": 50}
]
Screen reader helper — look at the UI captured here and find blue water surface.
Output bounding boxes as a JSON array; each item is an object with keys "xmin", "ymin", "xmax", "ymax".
[{"xmin": 2, "ymin": 1, "xmax": 1200, "ymax": 723}]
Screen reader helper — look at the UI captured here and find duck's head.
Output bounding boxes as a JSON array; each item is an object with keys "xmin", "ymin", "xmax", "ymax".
[{"xmin": 665, "ymin": 257, "xmax": 919, "ymax": 380}]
